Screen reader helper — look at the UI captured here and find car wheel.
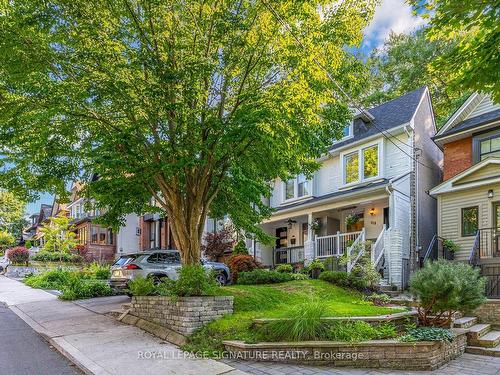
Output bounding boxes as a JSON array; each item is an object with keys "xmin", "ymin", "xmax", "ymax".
[
  {"xmin": 151, "ymin": 275, "xmax": 165, "ymax": 286},
  {"xmin": 215, "ymin": 272, "xmax": 227, "ymax": 286}
]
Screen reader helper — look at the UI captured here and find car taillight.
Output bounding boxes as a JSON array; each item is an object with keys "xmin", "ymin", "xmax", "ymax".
[{"xmin": 124, "ymin": 264, "xmax": 141, "ymax": 270}]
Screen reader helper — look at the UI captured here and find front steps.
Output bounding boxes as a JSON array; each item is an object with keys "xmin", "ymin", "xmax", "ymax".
[{"xmin": 454, "ymin": 317, "xmax": 500, "ymax": 356}]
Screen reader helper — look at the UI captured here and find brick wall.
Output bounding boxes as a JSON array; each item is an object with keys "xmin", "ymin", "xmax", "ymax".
[
  {"xmin": 87, "ymin": 244, "xmax": 116, "ymax": 262},
  {"xmin": 224, "ymin": 330, "xmax": 467, "ymax": 371},
  {"xmin": 130, "ymin": 295, "xmax": 233, "ymax": 335},
  {"xmin": 443, "ymin": 138, "xmax": 473, "ymax": 180}
]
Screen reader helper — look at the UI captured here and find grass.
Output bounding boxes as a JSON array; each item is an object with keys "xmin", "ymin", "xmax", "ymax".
[{"xmin": 183, "ymin": 279, "xmax": 404, "ymax": 354}]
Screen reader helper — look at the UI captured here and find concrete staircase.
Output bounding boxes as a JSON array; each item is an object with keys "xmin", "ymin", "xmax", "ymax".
[
  {"xmin": 378, "ymin": 279, "xmax": 400, "ymax": 297},
  {"xmin": 453, "ymin": 317, "xmax": 500, "ymax": 357}
]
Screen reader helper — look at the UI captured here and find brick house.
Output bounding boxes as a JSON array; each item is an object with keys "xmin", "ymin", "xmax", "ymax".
[{"xmin": 430, "ymin": 92, "xmax": 500, "ymax": 297}]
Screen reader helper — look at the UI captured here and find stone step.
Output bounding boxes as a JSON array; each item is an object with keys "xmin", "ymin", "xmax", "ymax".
[
  {"xmin": 453, "ymin": 317, "xmax": 478, "ymax": 329},
  {"xmin": 471, "ymin": 331, "xmax": 500, "ymax": 348},
  {"xmin": 121, "ymin": 303, "xmax": 132, "ymax": 311},
  {"xmin": 466, "ymin": 344, "xmax": 500, "ymax": 357},
  {"xmin": 107, "ymin": 309, "xmax": 124, "ymax": 319},
  {"xmin": 467, "ymin": 324, "xmax": 492, "ymax": 341},
  {"xmin": 378, "ymin": 284, "xmax": 395, "ymax": 291}
]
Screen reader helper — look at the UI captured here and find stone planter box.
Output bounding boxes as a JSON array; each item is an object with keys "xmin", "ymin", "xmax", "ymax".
[
  {"xmin": 474, "ymin": 299, "xmax": 500, "ymax": 323},
  {"xmin": 223, "ymin": 329, "xmax": 467, "ymax": 371},
  {"xmin": 130, "ymin": 295, "xmax": 233, "ymax": 335}
]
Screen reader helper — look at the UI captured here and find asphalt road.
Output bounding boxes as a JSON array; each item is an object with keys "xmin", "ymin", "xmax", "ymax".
[{"xmin": 0, "ymin": 304, "xmax": 81, "ymax": 375}]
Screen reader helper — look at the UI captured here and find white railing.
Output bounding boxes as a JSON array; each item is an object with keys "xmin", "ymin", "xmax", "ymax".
[
  {"xmin": 274, "ymin": 245, "xmax": 305, "ymax": 265},
  {"xmin": 347, "ymin": 228, "xmax": 365, "ymax": 273},
  {"xmin": 371, "ymin": 225, "xmax": 387, "ymax": 268},
  {"xmin": 315, "ymin": 230, "xmax": 363, "ymax": 259}
]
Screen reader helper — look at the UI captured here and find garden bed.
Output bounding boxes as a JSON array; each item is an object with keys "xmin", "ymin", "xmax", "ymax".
[{"xmin": 223, "ymin": 329, "xmax": 468, "ymax": 370}]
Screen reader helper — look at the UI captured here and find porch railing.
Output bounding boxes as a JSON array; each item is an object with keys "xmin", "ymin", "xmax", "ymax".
[
  {"xmin": 371, "ymin": 225, "xmax": 387, "ymax": 270},
  {"xmin": 315, "ymin": 231, "xmax": 363, "ymax": 259},
  {"xmin": 347, "ymin": 228, "xmax": 366, "ymax": 273},
  {"xmin": 273, "ymin": 245, "xmax": 305, "ymax": 265}
]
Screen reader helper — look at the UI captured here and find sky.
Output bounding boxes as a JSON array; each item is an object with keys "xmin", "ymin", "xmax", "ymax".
[{"xmin": 25, "ymin": 0, "xmax": 426, "ymax": 216}]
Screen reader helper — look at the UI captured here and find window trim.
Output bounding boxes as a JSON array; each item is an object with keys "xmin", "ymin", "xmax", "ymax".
[
  {"xmin": 461, "ymin": 206, "xmax": 479, "ymax": 237},
  {"xmin": 333, "ymin": 122, "xmax": 354, "ymax": 144},
  {"xmin": 282, "ymin": 174, "xmax": 313, "ymax": 203},
  {"xmin": 472, "ymin": 128, "xmax": 500, "ymax": 163},
  {"xmin": 340, "ymin": 140, "xmax": 383, "ymax": 187}
]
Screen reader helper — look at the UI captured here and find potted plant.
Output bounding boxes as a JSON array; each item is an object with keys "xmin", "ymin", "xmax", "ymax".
[
  {"xmin": 309, "ymin": 218, "xmax": 321, "ymax": 234},
  {"xmin": 442, "ymin": 239, "xmax": 459, "ymax": 260},
  {"xmin": 309, "ymin": 259, "xmax": 325, "ymax": 279},
  {"xmin": 345, "ymin": 213, "xmax": 359, "ymax": 227}
]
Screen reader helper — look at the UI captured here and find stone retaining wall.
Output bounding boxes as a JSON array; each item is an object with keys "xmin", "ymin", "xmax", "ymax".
[
  {"xmin": 474, "ymin": 299, "xmax": 500, "ymax": 324},
  {"xmin": 223, "ymin": 330, "xmax": 467, "ymax": 371},
  {"xmin": 130, "ymin": 295, "xmax": 233, "ymax": 335}
]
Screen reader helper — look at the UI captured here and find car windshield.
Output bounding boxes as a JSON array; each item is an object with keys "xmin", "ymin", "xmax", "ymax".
[{"xmin": 112, "ymin": 255, "xmax": 139, "ymax": 267}]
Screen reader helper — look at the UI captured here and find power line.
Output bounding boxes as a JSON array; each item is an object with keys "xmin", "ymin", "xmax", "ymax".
[{"xmin": 261, "ymin": 0, "xmax": 434, "ymax": 170}]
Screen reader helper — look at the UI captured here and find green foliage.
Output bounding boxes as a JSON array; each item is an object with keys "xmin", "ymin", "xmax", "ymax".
[
  {"xmin": 410, "ymin": 260, "xmax": 486, "ymax": 326},
  {"xmin": 0, "ymin": 0, "xmax": 377, "ymax": 265},
  {"xmin": 275, "ymin": 264, "xmax": 293, "ymax": 273},
  {"xmin": 328, "ymin": 321, "xmax": 397, "ymax": 342},
  {"xmin": 7, "ymin": 246, "xmax": 29, "ymax": 265},
  {"xmin": 83, "ymin": 263, "xmax": 110, "ymax": 280},
  {"xmin": 364, "ymin": 29, "xmax": 468, "ymax": 126},
  {"xmin": 365, "ymin": 293, "xmax": 391, "ymax": 306},
  {"xmin": 263, "ymin": 302, "xmax": 327, "ymax": 342},
  {"xmin": 40, "ymin": 214, "xmax": 78, "ymax": 254},
  {"xmin": 25, "ymin": 240, "xmax": 32, "ymax": 249},
  {"xmin": 25, "ymin": 269, "xmax": 73, "ymax": 289},
  {"xmin": 410, "ymin": 0, "xmax": 499, "ymax": 102},
  {"xmin": 232, "ymin": 240, "xmax": 248, "ymax": 255},
  {"xmin": 33, "ymin": 251, "xmax": 83, "ymax": 263},
  {"xmin": 237, "ymin": 269, "xmax": 293, "ymax": 285},
  {"xmin": 289, "ymin": 273, "xmax": 309, "ymax": 281},
  {"xmin": 0, "ymin": 191, "xmax": 27, "ymax": 239},
  {"xmin": 319, "ymin": 271, "xmax": 366, "ymax": 291},
  {"xmin": 442, "ymin": 239, "xmax": 460, "ymax": 253},
  {"xmin": 0, "ymin": 230, "xmax": 15, "ymax": 252},
  {"xmin": 162, "ymin": 265, "xmax": 219, "ymax": 297},
  {"xmin": 309, "ymin": 259, "xmax": 325, "ymax": 271},
  {"xmin": 59, "ymin": 275, "xmax": 113, "ymax": 300},
  {"xmin": 126, "ymin": 277, "xmax": 156, "ymax": 297},
  {"xmin": 399, "ymin": 327, "xmax": 453, "ymax": 342}
]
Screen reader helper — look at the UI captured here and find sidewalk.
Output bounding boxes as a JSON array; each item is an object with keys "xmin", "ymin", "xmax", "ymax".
[{"xmin": 0, "ymin": 276, "xmax": 246, "ymax": 375}]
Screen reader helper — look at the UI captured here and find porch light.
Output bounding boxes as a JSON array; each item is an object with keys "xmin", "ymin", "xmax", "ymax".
[
  {"xmin": 488, "ymin": 189, "xmax": 494, "ymax": 199},
  {"xmin": 369, "ymin": 207, "xmax": 375, "ymax": 216}
]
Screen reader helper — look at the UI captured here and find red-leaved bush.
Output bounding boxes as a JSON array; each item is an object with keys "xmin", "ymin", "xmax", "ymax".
[
  {"xmin": 7, "ymin": 246, "xmax": 30, "ymax": 265},
  {"xmin": 227, "ymin": 254, "xmax": 262, "ymax": 283},
  {"xmin": 71, "ymin": 244, "xmax": 92, "ymax": 262},
  {"xmin": 201, "ymin": 229, "xmax": 234, "ymax": 261}
]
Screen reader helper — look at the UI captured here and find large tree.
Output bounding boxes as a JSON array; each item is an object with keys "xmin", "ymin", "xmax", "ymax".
[
  {"xmin": 0, "ymin": 191, "xmax": 27, "ymax": 239},
  {"xmin": 0, "ymin": 0, "xmax": 376, "ymax": 265},
  {"xmin": 410, "ymin": 0, "xmax": 500, "ymax": 102},
  {"xmin": 364, "ymin": 29, "xmax": 468, "ymax": 126}
]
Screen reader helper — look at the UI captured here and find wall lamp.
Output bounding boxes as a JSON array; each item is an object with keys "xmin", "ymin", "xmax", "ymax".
[{"xmin": 488, "ymin": 189, "xmax": 494, "ymax": 199}]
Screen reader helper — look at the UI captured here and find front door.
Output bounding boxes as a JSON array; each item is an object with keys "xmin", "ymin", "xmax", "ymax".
[{"xmin": 495, "ymin": 203, "xmax": 500, "ymax": 256}]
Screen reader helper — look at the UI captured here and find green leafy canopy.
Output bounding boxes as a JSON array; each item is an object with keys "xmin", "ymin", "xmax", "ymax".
[{"xmin": 0, "ymin": 1, "xmax": 377, "ymax": 263}]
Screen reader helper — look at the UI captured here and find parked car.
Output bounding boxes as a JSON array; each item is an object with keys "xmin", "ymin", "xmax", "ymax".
[{"xmin": 109, "ymin": 249, "xmax": 231, "ymax": 291}]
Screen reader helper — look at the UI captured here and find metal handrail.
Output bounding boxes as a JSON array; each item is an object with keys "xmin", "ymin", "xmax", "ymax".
[
  {"xmin": 469, "ymin": 231, "xmax": 481, "ymax": 266},
  {"xmin": 422, "ymin": 234, "xmax": 437, "ymax": 264}
]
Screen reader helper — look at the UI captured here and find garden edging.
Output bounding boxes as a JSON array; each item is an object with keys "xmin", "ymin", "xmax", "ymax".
[{"xmin": 223, "ymin": 329, "xmax": 468, "ymax": 370}]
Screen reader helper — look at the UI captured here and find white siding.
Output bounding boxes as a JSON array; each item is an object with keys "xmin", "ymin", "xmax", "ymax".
[
  {"xmin": 469, "ymin": 96, "xmax": 500, "ymax": 118},
  {"xmin": 384, "ymin": 133, "xmax": 411, "ymax": 180},
  {"xmin": 116, "ymin": 214, "xmax": 141, "ymax": 256}
]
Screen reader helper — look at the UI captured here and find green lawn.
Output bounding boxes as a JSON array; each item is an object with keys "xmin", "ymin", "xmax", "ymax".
[{"xmin": 183, "ymin": 279, "xmax": 404, "ymax": 354}]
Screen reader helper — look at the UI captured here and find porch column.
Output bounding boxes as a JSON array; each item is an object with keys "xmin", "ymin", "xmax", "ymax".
[{"xmin": 304, "ymin": 212, "xmax": 315, "ymax": 265}]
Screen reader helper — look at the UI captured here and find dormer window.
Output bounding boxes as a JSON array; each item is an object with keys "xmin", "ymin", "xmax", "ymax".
[
  {"xmin": 283, "ymin": 174, "xmax": 312, "ymax": 202},
  {"xmin": 342, "ymin": 124, "xmax": 352, "ymax": 138}
]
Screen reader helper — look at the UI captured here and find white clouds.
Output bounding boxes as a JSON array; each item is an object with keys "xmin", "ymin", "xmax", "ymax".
[{"xmin": 363, "ymin": 0, "xmax": 428, "ymax": 50}]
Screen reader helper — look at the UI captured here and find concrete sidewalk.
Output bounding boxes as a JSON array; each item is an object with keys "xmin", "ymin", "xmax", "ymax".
[{"xmin": 0, "ymin": 276, "xmax": 246, "ymax": 375}]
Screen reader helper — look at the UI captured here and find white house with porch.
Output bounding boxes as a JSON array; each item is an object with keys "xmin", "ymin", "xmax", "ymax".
[{"xmin": 251, "ymin": 87, "xmax": 442, "ymax": 289}]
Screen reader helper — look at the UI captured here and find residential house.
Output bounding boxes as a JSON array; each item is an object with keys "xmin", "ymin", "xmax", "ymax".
[
  {"xmin": 24, "ymin": 203, "xmax": 52, "ymax": 248},
  {"xmin": 430, "ymin": 92, "xmax": 500, "ymax": 297},
  {"xmin": 67, "ymin": 181, "xmax": 142, "ymax": 260},
  {"xmin": 251, "ymin": 87, "xmax": 442, "ymax": 289}
]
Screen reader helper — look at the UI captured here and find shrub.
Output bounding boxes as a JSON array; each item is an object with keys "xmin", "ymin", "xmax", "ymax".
[
  {"xmin": 237, "ymin": 269, "xmax": 293, "ymax": 285},
  {"xmin": 290, "ymin": 273, "xmax": 309, "ymax": 280},
  {"xmin": 7, "ymin": 246, "xmax": 29, "ymax": 265},
  {"xmin": 275, "ymin": 264, "xmax": 293, "ymax": 273},
  {"xmin": 410, "ymin": 260, "xmax": 486, "ymax": 326},
  {"xmin": 71, "ymin": 244, "xmax": 92, "ymax": 262},
  {"xmin": 83, "ymin": 262, "xmax": 110, "ymax": 280},
  {"xmin": 442, "ymin": 239, "xmax": 460, "ymax": 253},
  {"xmin": 328, "ymin": 321, "xmax": 397, "ymax": 342},
  {"xmin": 232, "ymin": 240, "xmax": 248, "ymax": 255},
  {"xmin": 319, "ymin": 271, "xmax": 366, "ymax": 290},
  {"xmin": 59, "ymin": 275, "xmax": 113, "ymax": 300},
  {"xmin": 33, "ymin": 251, "xmax": 83, "ymax": 263},
  {"xmin": 309, "ymin": 259, "xmax": 325, "ymax": 271},
  {"xmin": 227, "ymin": 254, "xmax": 261, "ymax": 283},
  {"xmin": 127, "ymin": 276, "xmax": 156, "ymax": 296},
  {"xmin": 399, "ymin": 327, "xmax": 453, "ymax": 342},
  {"xmin": 25, "ymin": 268, "xmax": 72, "ymax": 289},
  {"xmin": 263, "ymin": 302, "xmax": 327, "ymax": 341},
  {"xmin": 365, "ymin": 293, "xmax": 391, "ymax": 306},
  {"xmin": 0, "ymin": 230, "xmax": 15, "ymax": 252},
  {"xmin": 201, "ymin": 229, "xmax": 234, "ymax": 261},
  {"xmin": 162, "ymin": 265, "xmax": 219, "ymax": 297}
]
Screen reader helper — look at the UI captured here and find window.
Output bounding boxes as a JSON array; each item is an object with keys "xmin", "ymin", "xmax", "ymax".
[
  {"xmin": 283, "ymin": 174, "xmax": 311, "ymax": 201},
  {"xmin": 461, "ymin": 207, "xmax": 478, "ymax": 237},
  {"xmin": 343, "ymin": 144, "xmax": 380, "ymax": 185},
  {"xmin": 342, "ymin": 125, "xmax": 351, "ymax": 138},
  {"xmin": 157, "ymin": 252, "xmax": 181, "ymax": 264},
  {"xmin": 106, "ymin": 228, "xmax": 113, "ymax": 245},
  {"xmin": 480, "ymin": 135, "xmax": 500, "ymax": 160},
  {"xmin": 149, "ymin": 222, "xmax": 156, "ymax": 249},
  {"xmin": 91, "ymin": 226, "xmax": 98, "ymax": 243},
  {"xmin": 344, "ymin": 152, "xmax": 359, "ymax": 184}
]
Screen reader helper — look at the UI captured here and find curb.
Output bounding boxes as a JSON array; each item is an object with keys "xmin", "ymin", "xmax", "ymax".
[{"xmin": 9, "ymin": 305, "xmax": 110, "ymax": 375}]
